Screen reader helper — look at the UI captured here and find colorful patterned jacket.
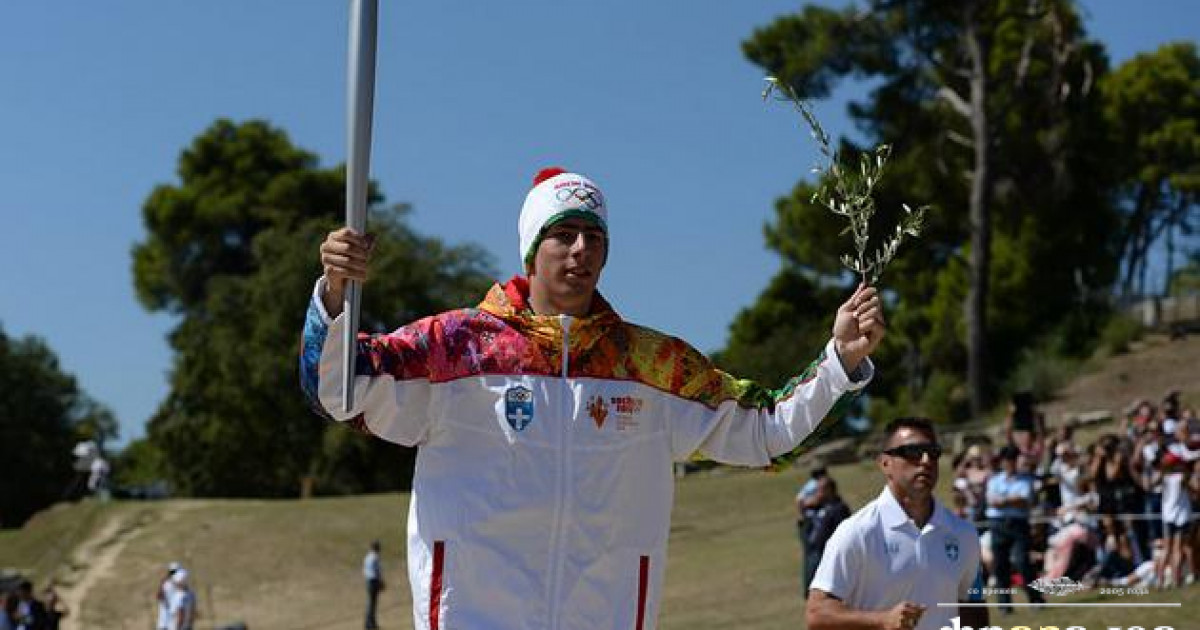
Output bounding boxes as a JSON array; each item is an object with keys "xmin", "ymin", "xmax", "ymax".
[{"xmin": 300, "ymin": 275, "xmax": 871, "ymax": 630}]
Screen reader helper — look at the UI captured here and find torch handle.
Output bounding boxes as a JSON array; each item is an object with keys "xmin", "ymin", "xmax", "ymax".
[{"xmin": 342, "ymin": 0, "xmax": 378, "ymax": 414}]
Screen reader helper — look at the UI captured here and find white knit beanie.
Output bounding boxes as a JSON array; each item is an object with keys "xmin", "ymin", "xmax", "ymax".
[{"xmin": 518, "ymin": 167, "xmax": 608, "ymax": 269}]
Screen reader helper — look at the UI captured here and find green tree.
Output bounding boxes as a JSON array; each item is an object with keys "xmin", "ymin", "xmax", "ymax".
[
  {"xmin": 741, "ymin": 0, "xmax": 1120, "ymax": 418},
  {"xmin": 712, "ymin": 268, "xmax": 845, "ymax": 386},
  {"xmin": 112, "ymin": 437, "xmax": 166, "ymax": 489},
  {"xmin": 1101, "ymin": 42, "xmax": 1200, "ymax": 298},
  {"xmin": 0, "ymin": 325, "xmax": 117, "ymax": 527},
  {"xmin": 133, "ymin": 119, "xmax": 495, "ymax": 497},
  {"xmin": 1168, "ymin": 251, "xmax": 1200, "ymax": 296}
]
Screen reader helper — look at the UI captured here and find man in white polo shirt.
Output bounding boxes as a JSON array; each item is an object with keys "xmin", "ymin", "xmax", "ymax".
[{"xmin": 808, "ymin": 418, "xmax": 988, "ymax": 630}]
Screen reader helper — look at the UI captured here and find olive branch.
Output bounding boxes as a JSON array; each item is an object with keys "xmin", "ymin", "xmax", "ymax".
[{"xmin": 763, "ymin": 76, "xmax": 927, "ymax": 285}]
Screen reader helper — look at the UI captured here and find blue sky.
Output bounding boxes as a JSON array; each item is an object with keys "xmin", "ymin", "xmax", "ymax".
[{"xmin": 1, "ymin": 1, "xmax": 1195, "ymax": 446}]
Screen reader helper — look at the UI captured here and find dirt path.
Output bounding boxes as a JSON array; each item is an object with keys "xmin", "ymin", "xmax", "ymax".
[{"xmin": 54, "ymin": 503, "xmax": 185, "ymax": 630}]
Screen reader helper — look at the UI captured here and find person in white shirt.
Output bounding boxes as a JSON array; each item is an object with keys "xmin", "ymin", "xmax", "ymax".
[
  {"xmin": 167, "ymin": 569, "xmax": 196, "ymax": 630},
  {"xmin": 808, "ymin": 417, "xmax": 987, "ymax": 630},
  {"xmin": 305, "ymin": 167, "xmax": 886, "ymax": 630},
  {"xmin": 87, "ymin": 453, "xmax": 111, "ymax": 499},
  {"xmin": 363, "ymin": 540, "xmax": 384, "ymax": 630},
  {"xmin": 155, "ymin": 562, "xmax": 181, "ymax": 630},
  {"xmin": 1155, "ymin": 422, "xmax": 1199, "ymax": 588},
  {"xmin": 1050, "ymin": 442, "xmax": 1083, "ymax": 509}
]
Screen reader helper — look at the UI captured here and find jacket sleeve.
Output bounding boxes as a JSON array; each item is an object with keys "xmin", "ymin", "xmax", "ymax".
[
  {"xmin": 665, "ymin": 338, "xmax": 871, "ymax": 466},
  {"xmin": 299, "ymin": 277, "xmax": 436, "ymax": 446}
]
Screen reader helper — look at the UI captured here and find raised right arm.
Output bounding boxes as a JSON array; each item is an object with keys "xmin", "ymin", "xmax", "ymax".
[{"xmin": 299, "ymin": 276, "xmax": 437, "ymax": 446}]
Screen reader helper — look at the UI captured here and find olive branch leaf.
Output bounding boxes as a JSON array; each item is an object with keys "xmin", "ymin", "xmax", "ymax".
[{"xmin": 763, "ymin": 76, "xmax": 927, "ymax": 285}]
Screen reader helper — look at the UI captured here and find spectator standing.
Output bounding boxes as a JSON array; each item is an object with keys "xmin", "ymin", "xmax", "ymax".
[
  {"xmin": 1156, "ymin": 426, "xmax": 1199, "ymax": 588},
  {"xmin": 155, "ymin": 562, "xmax": 181, "ymax": 630},
  {"xmin": 1091, "ymin": 433, "xmax": 1144, "ymax": 564},
  {"xmin": 795, "ymin": 466, "xmax": 827, "ymax": 592},
  {"xmin": 954, "ymin": 444, "xmax": 992, "ymax": 527},
  {"xmin": 166, "ymin": 570, "xmax": 196, "ymax": 630},
  {"xmin": 363, "ymin": 541, "xmax": 384, "ymax": 630},
  {"xmin": 0, "ymin": 592, "xmax": 14, "ymax": 630},
  {"xmin": 803, "ymin": 476, "xmax": 851, "ymax": 592},
  {"xmin": 1133, "ymin": 418, "xmax": 1168, "ymax": 549},
  {"xmin": 1043, "ymin": 421, "xmax": 1077, "ymax": 469},
  {"xmin": 87, "ymin": 455, "xmax": 110, "ymax": 500},
  {"xmin": 986, "ymin": 446, "xmax": 1045, "ymax": 614},
  {"xmin": 12, "ymin": 581, "xmax": 47, "ymax": 630},
  {"xmin": 1182, "ymin": 407, "xmax": 1199, "ymax": 444},
  {"xmin": 1161, "ymin": 392, "xmax": 1182, "ymax": 438},
  {"xmin": 1005, "ymin": 392, "xmax": 1044, "ymax": 458},
  {"xmin": 1050, "ymin": 443, "xmax": 1084, "ymax": 511},
  {"xmin": 39, "ymin": 583, "xmax": 65, "ymax": 630},
  {"xmin": 807, "ymin": 418, "xmax": 987, "ymax": 630},
  {"xmin": 1124, "ymin": 400, "xmax": 1155, "ymax": 438},
  {"xmin": 1040, "ymin": 422, "xmax": 1078, "ymax": 509}
]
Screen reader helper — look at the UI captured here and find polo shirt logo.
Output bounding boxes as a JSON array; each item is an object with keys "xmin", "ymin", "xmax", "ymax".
[
  {"xmin": 885, "ymin": 541, "xmax": 900, "ymax": 555},
  {"xmin": 945, "ymin": 536, "xmax": 960, "ymax": 562},
  {"xmin": 505, "ymin": 386, "xmax": 534, "ymax": 431}
]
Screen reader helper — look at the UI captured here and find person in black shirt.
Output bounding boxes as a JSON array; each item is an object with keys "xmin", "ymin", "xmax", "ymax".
[
  {"xmin": 13, "ymin": 581, "xmax": 48, "ymax": 630},
  {"xmin": 804, "ymin": 476, "xmax": 852, "ymax": 592}
]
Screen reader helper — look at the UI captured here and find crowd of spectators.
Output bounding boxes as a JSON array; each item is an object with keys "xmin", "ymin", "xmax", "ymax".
[
  {"xmin": 0, "ymin": 579, "xmax": 66, "ymax": 630},
  {"xmin": 950, "ymin": 391, "xmax": 1200, "ymax": 603}
]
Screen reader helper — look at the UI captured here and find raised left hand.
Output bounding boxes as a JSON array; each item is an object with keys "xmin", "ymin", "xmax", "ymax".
[{"xmin": 832, "ymin": 283, "xmax": 885, "ymax": 374}]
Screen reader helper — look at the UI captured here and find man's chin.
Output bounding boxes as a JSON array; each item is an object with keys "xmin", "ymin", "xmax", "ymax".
[
  {"xmin": 910, "ymin": 476, "xmax": 937, "ymax": 492},
  {"xmin": 561, "ymin": 277, "xmax": 597, "ymax": 293}
]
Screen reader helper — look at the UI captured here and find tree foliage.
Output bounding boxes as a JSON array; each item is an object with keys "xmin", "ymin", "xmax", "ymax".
[
  {"xmin": 0, "ymin": 325, "xmax": 118, "ymax": 527},
  {"xmin": 739, "ymin": 0, "xmax": 1125, "ymax": 420},
  {"xmin": 1168, "ymin": 251, "xmax": 1200, "ymax": 297},
  {"xmin": 712, "ymin": 269, "xmax": 845, "ymax": 386},
  {"xmin": 1101, "ymin": 42, "xmax": 1200, "ymax": 297},
  {"xmin": 133, "ymin": 119, "xmax": 496, "ymax": 497}
]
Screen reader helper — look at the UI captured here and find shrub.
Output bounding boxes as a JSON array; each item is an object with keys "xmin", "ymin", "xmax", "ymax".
[
  {"xmin": 917, "ymin": 371, "xmax": 972, "ymax": 424},
  {"xmin": 1006, "ymin": 347, "xmax": 1080, "ymax": 404},
  {"xmin": 1098, "ymin": 314, "xmax": 1143, "ymax": 356}
]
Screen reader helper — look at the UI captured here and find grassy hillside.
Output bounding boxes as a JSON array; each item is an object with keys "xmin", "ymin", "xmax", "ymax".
[
  {"xmin": 2, "ymin": 334, "xmax": 1197, "ymax": 629},
  {"xmin": 3, "ymin": 471, "xmax": 1194, "ymax": 630}
]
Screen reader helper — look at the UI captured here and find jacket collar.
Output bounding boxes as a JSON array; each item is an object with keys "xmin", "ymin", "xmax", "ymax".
[{"xmin": 479, "ymin": 275, "xmax": 620, "ymax": 324}]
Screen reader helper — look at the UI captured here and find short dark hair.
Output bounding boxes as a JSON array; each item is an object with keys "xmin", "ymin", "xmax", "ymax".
[{"xmin": 882, "ymin": 417, "xmax": 938, "ymax": 449}]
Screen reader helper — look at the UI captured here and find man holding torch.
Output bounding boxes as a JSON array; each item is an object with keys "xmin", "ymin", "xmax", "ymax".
[{"xmin": 300, "ymin": 165, "xmax": 885, "ymax": 629}]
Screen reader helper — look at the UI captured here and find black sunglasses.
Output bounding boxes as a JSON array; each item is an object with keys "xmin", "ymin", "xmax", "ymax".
[{"xmin": 883, "ymin": 443, "xmax": 943, "ymax": 462}]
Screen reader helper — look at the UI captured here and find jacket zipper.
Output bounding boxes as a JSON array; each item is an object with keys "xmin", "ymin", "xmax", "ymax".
[
  {"xmin": 636, "ymin": 555, "xmax": 650, "ymax": 630},
  {"xmin": 547, "ymin": 314, "xmax": 574, "ymax": 629}
]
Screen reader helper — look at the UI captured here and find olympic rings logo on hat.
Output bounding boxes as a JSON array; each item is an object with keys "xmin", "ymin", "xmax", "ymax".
[{"xmin": 555, "ymin": 186, "xmax": 603, "ymax": 211}]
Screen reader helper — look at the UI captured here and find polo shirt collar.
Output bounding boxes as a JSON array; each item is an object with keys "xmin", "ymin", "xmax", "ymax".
[{"xmin": 880, "ymin": 485, "xmax": 945, "ymax": 533}]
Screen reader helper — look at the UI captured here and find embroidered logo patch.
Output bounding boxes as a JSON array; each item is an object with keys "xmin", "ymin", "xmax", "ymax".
[
  {"xmin": 504, "ymin": 386, "xmax": 534, "ymax": 431},
  {"xmin": 554, "ymin": 182, "xmax": 604, "ymax": 211},
  {"xmin": 945, "ymin": 536, "xmax": 960, "ymax": 562},
  {"xmin": 610, "ymin": 395, "xmax": 644, "ymax": 431},
  {"xmin": 587, "ymin": 395, "xmax": 609, "ymax": 428}
]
